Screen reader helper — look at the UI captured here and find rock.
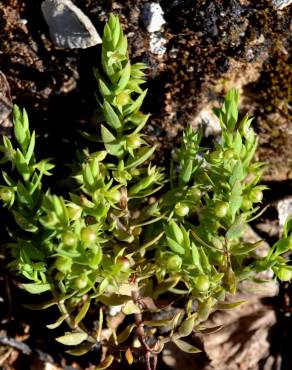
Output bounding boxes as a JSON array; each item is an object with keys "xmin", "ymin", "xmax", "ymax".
[
  {"xmin": 272, "ymin": 0, "xmax": 292, "ymax": 10},
  {"xmin": 257, "ymin": 112, "xmax": 292, "ymax": 181},
  {"xmin": 197, "ymin": 277, "xmax": 278, "ymax": 370},
  {"xmin": 109, "ymin": 305, "xmax": 122, "ymax": 316},
  {"xmin": 277, "ymin": 197, "xmax": 292, "ymax": 231},
  {"xmin": 241, "ymin": 225, "xmax": 270, "ymax": 258},
  {"xmin": 200, "ymin": 302, "xmax": 276, "ymax": 370},
  {"xmin": 41, "ymin": 0, "xmax": 102, "ymax": 49},
  {"xmin": 163, "ymin": 301, "xmax": 277, "ymax": 370},
  {"xmin": 0, "ymin": 71, "xmax": 13, "ymax": 135},
  {"xmin": 149, "ymin": 32, "xmax": 167, "ymax": 55},
  {"xmin": 142, "ymin": 3, "xmax": 166, "ymax": 33},
  {"xmin": 191, "ymin": 105, "xmax": 221, "ymax": 137}
]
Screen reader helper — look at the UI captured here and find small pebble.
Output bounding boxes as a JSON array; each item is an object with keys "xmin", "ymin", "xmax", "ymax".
[
  {"xmin": 149, "ymin": 32, "xmax": 167, "ymax": 55},
  {"xmin": 0, "ymin": 70, "xmax": 13, "ymax": 133},
  {"xmin": 272, "ymin": 0, "xmax": 292, "ymax": 9},
  {"xmin": 142, "ymin": 3, "xmax": 166, "ymax": 33},
  {"xmin": 277, "ymin": 197, "xmax": 292, "ymax": 231},
  {"xmin": 192, "ymin": 107, "xmax": 221, "ymax": 137},
  {"xmin": 41, "ymin": 0, "xmax": 102, "ymax": 49},
  {"xmin": 109, "ymin": 305, "xmax": 122, "ymax": 316}
]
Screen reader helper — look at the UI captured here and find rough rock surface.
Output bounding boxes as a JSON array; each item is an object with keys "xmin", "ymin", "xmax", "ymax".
[
  {"xmin": 0, "ymin": 71, "xmax": 13, "ymax": 135},
  {"xmin": 277, "ymin": 197, "xmax": 292, "ymax": 231},
  {"xmin": 163, "ymin": 282, "xmax": 278, "ymax": 370},
  {"xmin": 149, "ymin": 32, "xmax": 167, "ymax": 55},
  {"xmin": 201, "ymin": 302, "xmax": 277, "ymax": 370},
  {"xmin": 41, "ymin": 0, "xmax": 102, "ymax": 49},
  {"xmin": 142, "ymin": 2, "xmax": 166, "ymax": 33},
  {"xmin": 272, "ymin": 0, "xmax": 292, "ymax": 9}
]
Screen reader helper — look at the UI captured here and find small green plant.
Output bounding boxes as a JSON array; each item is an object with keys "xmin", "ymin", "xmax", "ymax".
[{"xmin": 1, "ymin": 14, "xmax": 292, "ymax": 370}]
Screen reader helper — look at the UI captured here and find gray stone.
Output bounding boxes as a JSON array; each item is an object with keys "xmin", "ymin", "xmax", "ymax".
[
  {"xmin": 272, "ymin": 0, "xmax": 292, "ymax": 9},
  {"xmin": 149, "ymin": 32, "xmax": 167, "ymax": 55},
  {"xmin": 41, "ymin": 0, "xmax": 102, "ymax": 49},
  {"xmin": 191, "ymin": 105, "xmax": 221, "ymax": 137},
  {"xmin": 142, "ymin": 3, "xmax": 166, "ymax": 33},
  {"xmin": 277, "ymin": 197, "xmax": 292, "ymax": 231},
  {"xmin": 0, "ymin": 71, "xmax": 13, "ymax": 135}
]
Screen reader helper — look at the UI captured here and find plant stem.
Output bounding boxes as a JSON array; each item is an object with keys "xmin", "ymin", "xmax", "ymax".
[{"xmin": 132, "ymin": 291, "xmax": 153, "ymax": 370}]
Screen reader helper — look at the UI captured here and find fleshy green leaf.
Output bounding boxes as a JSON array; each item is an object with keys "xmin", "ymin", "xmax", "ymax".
[
  {"xmin": 180, "ymin": 159, "xmax": 193, "ymax": 183},
  {"xmin": 74, "ymin": 300, "xmax": 91, "ymax": 326},
  {"xmin": 229, "ymin": 180, "xmax": 242, "ymax": 218},
  {"xmin": 101, "ymin": 125, "xmax": 124, "ymax": 157},
  {"xmin": 117, "ymin": 33, "xmax": 128, "ymax": 56},
  {"xmin": 167, "ymin": 220, "xmax": 184, "ymax": 244},
  {"xmin": 283, "ymin": 217, "xmax": 292, "ymax": 238},
  {"xmin": 178, "ymin": 316, "xmax": 195, "ymax": 337},
  {"xmin": 191, "ymin": 243, "xmax": 203, "ymax": 272},
  {"xmin": 117, "ymin": 324, "xmax": 135, "ymax": 343},
  {"xmin": 98, "ymin": 294, "xmax": 130, "ymax": 306},
  {"xmin": 166, "ymin": 237, "xmax": 185, "ymax": 255},
  {"xmin": 103, "ymin": 101, "xmax": 122, "ymax": 130},
  {"xmin": 46, "ymin": 314, "xmax": 68, "ymax": 329},
  {"xmin": 173, "ymin": 339, "xmax": 201, "ymax": 353},
  {"xmin": 216, "ymin": 300, "xmax": 246, "ymax": 310},
  {"xmin": 96, "ymin": 355, "xmax": 115, "ymax": 370},
  {"xmin": 15, "ymin": 149, "xmax": 30, "ymax": 181},
  {"xmin": 98, "ymin": 79, "xmax": 111, "ymax": 97},
  {"xmin": 118, "ymin": 61, "xmax": 131, "ymax": 90},
  {"xmin": 66, "ymin": 343, "xmax": 93, "ymax": 356},
  {"xmin": 229, "ymin": 161, "xmax": 244, "ymax": 186},
  {"xmin": 122, "ymin": 301, "xmax": 140, "ymax": 315},
  {"xmin": 226, "ymin": 214, "xmax": 246, "ymax": 240},
  {"xmin": 124, "ymin": 89, "xmax": 148, "ymax": 115},
  {"xmin": 125, "ymin": 145, "xmax": 156, "ymax": 169},
  {"xmin": 24, "ymin": 131, "xmax": 35, "ymax": 163},
  {"xmin": 22, "ymin": 283, "xmax": 51, "ymax": 294},
  {"xmin": 153, "ymin": 276, "xmax": 180, "ymax": 299},
  {"xmin": 56, "ymin": 332, "xmax": 88, "ymax": 346},
  {"xmin": 13, "ymin": 106, "xmax": 29, "ymax": 151},
  {"xmin": 230, "ymin": 241, "xmax": 262, "ymax": 256}
]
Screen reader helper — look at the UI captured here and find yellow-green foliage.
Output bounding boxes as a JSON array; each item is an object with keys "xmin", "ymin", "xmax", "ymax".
[{"xmin": 1, "ymin": 14, "xmax": 291, "ymax": 370}]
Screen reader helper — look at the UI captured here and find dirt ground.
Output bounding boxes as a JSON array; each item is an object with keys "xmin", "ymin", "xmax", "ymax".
[{"xmin": 0, "ymin": 0, "xmax": 291, "ymax": 369}]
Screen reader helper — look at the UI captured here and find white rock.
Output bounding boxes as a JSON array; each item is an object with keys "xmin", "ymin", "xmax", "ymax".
[
  {"xmin": 142, "ymin": 3, "xmax": 166, "ymax": 33},
  {"xmin": 0, "ymin": 70, "xmax": 13, "ymax": 132},
  {"xmin": 277, "ymin": 197, "xmax": 292, "ymax": 231},
  {"xmin": 109, "ymin": 305, "xmax": 122, "ymax": 316},
  {"xmin": 272, "ymin": 0, "xmax": 292, "ymax": 9},
  {"xmin": 149, "ymin": 32, "xmax": 167, "ymax": 55},
  {"xmin": 41, "ymin": 0, "xmax": 102, "ymax": 49},
  {"xmin": 19, "ymin": 19, "xmax": 28, "ymax": 25},
  {"xmin": 192, "ymin": 106, "xmax": 221, "ymax": 137}
]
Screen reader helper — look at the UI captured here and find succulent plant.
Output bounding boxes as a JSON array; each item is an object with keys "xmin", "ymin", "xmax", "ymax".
[{"xmin": 1, "ymin": 14, "xmax": 291, "ymax": 370}]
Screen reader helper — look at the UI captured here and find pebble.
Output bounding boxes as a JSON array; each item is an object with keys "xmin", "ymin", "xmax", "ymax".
[
  {"xmin": 142, "ymin": 3, "xmax": 166, "ymax": 33},
  {"xmin": 277, "ymin": 197, "xmax": 292, "ymax": 231},
  {"xmin": 192, "ymin": 106, "xmax": 221, "ymax": 137},
  {"xmin": 149, "ymin": 32, "xmax": 167, "ymax": 55},
  {"xmin": 272, "ymin": 0, "xmax": 292, "ymax": 9},
  {"xmin": 109, "ymin": 305, "xmax": 122, "ymax": 316},
  {"xmin": 0, "ymin": 71, "xmax": 13, "ymax": 134},
  {"xmin": 41, "ymin": 0, "xmax": 102, "ymax": 49},
  {"xmin": 19, "ymin": 19, "xmax": 28, "ymax": 25}
]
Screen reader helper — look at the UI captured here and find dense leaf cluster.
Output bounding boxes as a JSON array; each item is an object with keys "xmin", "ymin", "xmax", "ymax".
[{"xmin": 1, "ymin": 14, "xmax": 291, "ymax": 370}]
